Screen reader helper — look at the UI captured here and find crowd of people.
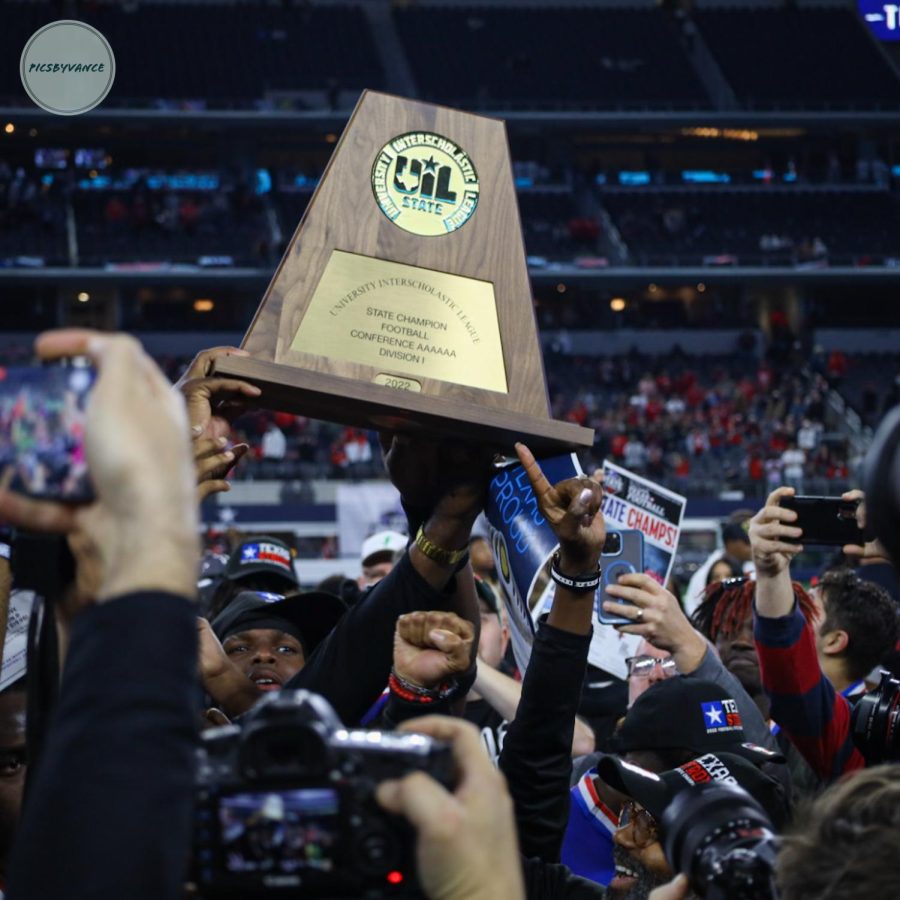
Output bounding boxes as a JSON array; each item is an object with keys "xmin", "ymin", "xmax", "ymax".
[
  {"xmin": 551, "ymin": 349, "xmax": 853, "ymax": 498},
  {"xmin": 0, "ymin": 335, "xmax": 894, "ymax": 900},
  {"xmin": 139, "ymin": 342, "xmax": 896, "ymax": 500}
]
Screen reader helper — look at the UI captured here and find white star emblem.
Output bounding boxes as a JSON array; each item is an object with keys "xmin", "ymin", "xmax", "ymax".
[
  {"xmin": 705, "ymin": 706, "xmax": 723, "ymax": 725},
  {"xmin": 242, "ymin": 546, "xmax": 258, "ymax": 560},
  {"xmin": 218, "ymin": 505, "xmax": 236, "ymax": 524}
]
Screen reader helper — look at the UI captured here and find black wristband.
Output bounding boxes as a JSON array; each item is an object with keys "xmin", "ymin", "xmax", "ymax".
[{"xmin": 549, "ymin": 551, "xmax": 601, "ymax": 594}]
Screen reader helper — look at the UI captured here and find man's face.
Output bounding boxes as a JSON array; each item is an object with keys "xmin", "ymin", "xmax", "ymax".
[
  {"xmin": 714, "ymin": 614, "xmax": 762, "ymax": 695},
  {"xmin": 627, "ymin": 640, "xmax": 675, "ymax": 707},
  {"xmin": 0, "ymin": 689, "xmax": 26, "ymax": 873},
  {"xmin": 223, "ymin": 628, "xmax": 305, "ymax": 691},
  {"xmin": 358, "ymin": 555, "xmax": 393, "ymax": 589},
  {"xmin": 477, "ymin": 599, "xmax": 508, "ymax": 670},
  {"xmin": 608, "ymin": 751, "xmax": 673, "ymax": 899}
]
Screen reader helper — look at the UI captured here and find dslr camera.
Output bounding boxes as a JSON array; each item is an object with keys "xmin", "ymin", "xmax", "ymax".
[
  {"xmin": 851, "ymin": 670, "xmax": 900, "ymax": 764},
  {"xmin": 192, "ymin": 690, "xmax": 454, "ymax": 898},
  {"xmin": 661, "ymin": 782, "xmax": 779, "ymax": 900}
]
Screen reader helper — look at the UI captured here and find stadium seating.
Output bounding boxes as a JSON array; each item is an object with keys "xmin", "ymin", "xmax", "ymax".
[
  {"xmin": 694, "ymin": 7, "xmax": 900, "ymax": 110},
  {"xmin": 0, "ymin": 167, "xmax": 69, "ymax": 266},
  {"xmin": 394, "ymin": 6, "xmax": 711, "ymax": 110},
  {"xmin": 600, "ymin": 189, "xmax": 900, "ymax": 266},
  {"xmin": 73, "ymin": 188, "xmax": 270, "ymax": 266},
  {"xmin": 149, "ymin": 345, "xmax": 855, "ymax": 498}
]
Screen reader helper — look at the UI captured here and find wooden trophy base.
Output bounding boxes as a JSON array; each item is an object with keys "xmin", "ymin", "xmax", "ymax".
[{"xmin": 214, "ymin": 355, "xmax": 594, "ymax": 456}]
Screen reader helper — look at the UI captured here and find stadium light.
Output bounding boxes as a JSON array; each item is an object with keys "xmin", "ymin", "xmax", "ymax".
[
  {"xmin": 3, "ymin": 123, "xmax": 13, "ymax": 134},
  {"xmin": 194, "ymin": 299, "xmax": 214, "ymax": 313},
  {"xmin": 77, "ymin": 291, "xmax": 90, "ymax": 303},
  {"xmin": 610, "ymin": 298, "xmax": 626, "ymax": 312}
]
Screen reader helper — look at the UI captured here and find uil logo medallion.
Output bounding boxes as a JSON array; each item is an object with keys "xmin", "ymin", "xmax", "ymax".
[{"xmin": 371, "ymin": 132, "xmax": 479, "ymax": 237}]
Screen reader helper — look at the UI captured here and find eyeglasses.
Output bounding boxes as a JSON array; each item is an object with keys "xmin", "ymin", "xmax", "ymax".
[
  {"xmin": 618, "ymin": 800, "xmax": 658, "ymax": 845},
  {"xmin": 625, "ymin": 655, "xmax": 678, "ymax": 678}
]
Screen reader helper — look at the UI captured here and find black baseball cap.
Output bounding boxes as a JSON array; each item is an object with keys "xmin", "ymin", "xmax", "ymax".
[
  {"xmin": 211, "ymin": 589, "xmax": 347, "ymax": 655},
  {"xmin": 613, "ymin": 676, "xmax": 783, "ymax": 767},
  {"xmin": 722, "ymin": 522, "xmax": 751, "ymax": 544},
  {"xmin": 597, "ymin": 750, "xmax": 788, "ymax": 828},
  {"xmin": 197, "ymin": 550, "xmax": 229, "ymax": 612},
  {"xmin": 223, "ymin": 537, "xmax": 299, "ymax": 588}
]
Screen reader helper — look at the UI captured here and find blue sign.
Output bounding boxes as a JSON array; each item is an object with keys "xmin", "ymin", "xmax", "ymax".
[{"xmin": 859, "ymin": 0, "xmax": 900, "ymax": 41}]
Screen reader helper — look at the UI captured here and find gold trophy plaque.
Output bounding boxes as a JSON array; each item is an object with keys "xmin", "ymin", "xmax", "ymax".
[{"xmin": 214, "ymin": 91, "xmax": 593, "ymax": 454}]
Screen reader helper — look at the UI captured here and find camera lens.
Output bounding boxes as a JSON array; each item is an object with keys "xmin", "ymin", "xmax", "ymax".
[
  {"xmin": 602, "ymin": 531, "xmax": 622, "ymax": 555},
  {"xmin": 851, "ymin": 671, "xmax": 900, "ymax": 764},
  {"xmin": 661, "ymin": 783, "xmax": 778, "ymax": 900}
]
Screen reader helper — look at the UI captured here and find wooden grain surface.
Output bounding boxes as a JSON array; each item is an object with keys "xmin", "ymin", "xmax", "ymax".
[
  {"xmin": 214, "ymin": 355, "xmax": 594, "ymax": 454},
  {"xmin": 242, "ymin": 90, "xmax": 557, "ymax": 422}
]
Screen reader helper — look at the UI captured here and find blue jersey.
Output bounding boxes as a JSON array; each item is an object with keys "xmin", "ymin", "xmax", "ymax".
[{"xmin": 560, "ymin": 770, "xmax": 617, "ymax": 886}]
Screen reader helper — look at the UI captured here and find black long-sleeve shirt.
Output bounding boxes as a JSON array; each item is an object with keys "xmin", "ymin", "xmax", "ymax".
[
  {"xmin": 288, "ymin": 552, "xmax": 452, "ymax": 725},
  {"xmin": 500, "ymin": 620, "xmax": 607, "ymax": 900},
  {"xmin": 8, "ymin": 591, "xmax": 198, "ymax": 900},
  {"xmin": 500, "ymin": 619, "xmax": 593, "ymax": 863}
]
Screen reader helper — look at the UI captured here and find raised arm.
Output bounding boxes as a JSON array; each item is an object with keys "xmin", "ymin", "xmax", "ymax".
[
  {"xmin": 286, "ymin": 437, "xmax": 492, "ymax": 724},
  {"xmin": 0, "ymin": 330, "xmax": 200, "ymax": 900},
  {"xmin": 750, "ymin": 487, "xmax": 864, "ymax": 779},
  {"xmin": 499, "ymin": 443, "xmax": 605, "ymax": 862},
  {"xmin": 603, "ymin": 573, "xmax": 779, "ymax": 753}
]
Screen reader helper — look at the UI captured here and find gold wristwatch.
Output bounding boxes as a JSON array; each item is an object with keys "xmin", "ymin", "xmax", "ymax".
[{"xmin": 414, "ymin": 524, "xmax": 469, "ymax": 567}]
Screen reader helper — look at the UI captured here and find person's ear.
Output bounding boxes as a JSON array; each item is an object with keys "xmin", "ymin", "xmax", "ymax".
[
  {"xmin": 821, "ymin": 628, "xmax": 849, "ymax": 656},
  {"xmin": 500, "ymin": 624, "xmax": 510, "ymax": 655}
]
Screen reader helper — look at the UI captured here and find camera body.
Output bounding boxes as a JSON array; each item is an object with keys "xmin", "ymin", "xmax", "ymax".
[
  {"xmin": 851, "ymin": 670, "xmax": 900, "ymax": 764},
  {"xmin": 192, "ymin": 690, "xmax": 454, "ymax": 898},
  {"xmin": 661, "ymin": 782, "xmax": 779, "ymax": 900}
]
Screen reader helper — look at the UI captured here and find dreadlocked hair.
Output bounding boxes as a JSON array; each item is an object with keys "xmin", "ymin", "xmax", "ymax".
[{"xmin": 691, "ymin": 578, "xmax": 818, "ymax": 642}]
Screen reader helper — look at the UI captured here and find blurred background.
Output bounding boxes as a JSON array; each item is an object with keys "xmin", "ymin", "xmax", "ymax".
[{"xmin": 1, "ymin": 0, "xmax": 898, "ymax": 585}]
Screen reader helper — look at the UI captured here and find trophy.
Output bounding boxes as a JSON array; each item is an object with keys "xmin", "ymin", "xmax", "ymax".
[{"xmin": 214, "ymin": 91, "xmax": 593, "ymax": 455}]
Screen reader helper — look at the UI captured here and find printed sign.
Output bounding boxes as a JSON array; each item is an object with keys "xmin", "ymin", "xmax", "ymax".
[
  {"xmin": 486, "ymin": 456, "xmax": 687, "ymax": 680},
  {"xmin": 600, "ymin": 460, "xmax": 686, "ymax": 587}
]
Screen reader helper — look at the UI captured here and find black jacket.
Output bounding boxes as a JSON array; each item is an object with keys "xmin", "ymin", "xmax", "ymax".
[
  {"xmin": 501, "ymin": 620, "xmax": 606, "ymax": 900},
  {"xmin": 8, "ymin": 591, "xmax": 198, "ymax": 900},
  {"xmin": 500, "ymin": 619, "xmax": 593, "ymax": 863},
  {"xmin": 287, "ymin": 552, "xmax": 453, "ymax": 725}
]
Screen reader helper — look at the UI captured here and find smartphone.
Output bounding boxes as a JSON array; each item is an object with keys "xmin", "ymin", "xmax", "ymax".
[
  {"xmin": 780, "ymin": 495, "xmax": 864, "ymax": 546},
  {"xmin": 596, "ymin": 529, "xmax": 645, "ymax": 626},
  {"xmin": 0, "ymin": 363, "xmax": 96, "ymax": 501}
]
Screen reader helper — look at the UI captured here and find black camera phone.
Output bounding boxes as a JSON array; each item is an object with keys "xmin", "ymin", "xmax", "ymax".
[{"xmin": 779, "ymin": 495, "xmax": 864, "ymax": 546}]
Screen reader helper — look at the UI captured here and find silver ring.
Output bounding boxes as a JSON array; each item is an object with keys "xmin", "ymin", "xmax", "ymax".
[{"xmin": 634, "ymin": 608, "xmax": 644, "ymax": 623}]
